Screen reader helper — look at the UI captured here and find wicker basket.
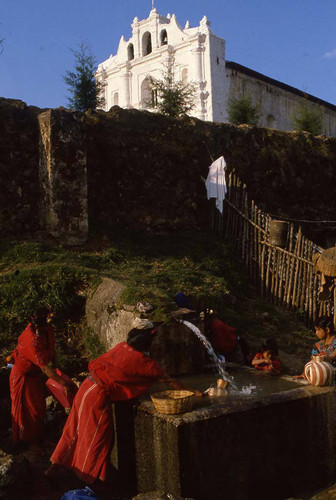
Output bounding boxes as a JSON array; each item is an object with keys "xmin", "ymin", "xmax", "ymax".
[
  {"xmin": 150, "ymin": 390, "xmax": 195, "ymax": 414},
  {"xmin": 316, "ymin": 247, "xmax": 336, "ymax": 277}
]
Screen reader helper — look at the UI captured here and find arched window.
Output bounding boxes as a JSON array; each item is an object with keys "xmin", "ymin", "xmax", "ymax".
[
  {"xmin": 142, "ymin": 32, "xmax": 152, "ymax": 56},
  {"xmin": 267, "ymin": 114, "xmax": 276, "ymax": 129},
  {"xmin": 127, "ymin": 43, "xmax": 134, "ymax": 61},
  {"xmin": 181, "ymin": 68, "xmax": 188, "ymax": 84},
  {"xmin": 113, "ymin": 92, "xmax": 119, "ymax": 106},
  {"xmin": 140, "ymin": 79, "xmax": 152, "ymax": 108},
  {"xmin": 160, "ymin": 29, "xmax": 168, "ymax": 46}
]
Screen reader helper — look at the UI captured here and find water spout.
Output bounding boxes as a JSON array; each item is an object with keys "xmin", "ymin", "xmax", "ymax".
[{"xmin": 181, "ymin": 320, "xmax": 238, "ymax": 391}]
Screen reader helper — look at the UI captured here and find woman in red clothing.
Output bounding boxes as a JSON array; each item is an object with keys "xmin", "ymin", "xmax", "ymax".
[
  {"xmin": 45, "ymin": 320, "xmax": 195, "ymax": 485},
  {"xmin": 204, "ymin": 312, "xmax": 250, "ymax": 365},
  {"xmin": 252, "ymin": 338, "xmax": 281, "ymax": 374},
  {"xmin": 9, "ymin": 307, "xmax": 76, "ymax": 451}
]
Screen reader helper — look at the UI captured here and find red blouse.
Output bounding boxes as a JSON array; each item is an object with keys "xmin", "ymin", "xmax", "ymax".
[
  {"xmin": 88, "ymin": 342, "xmax": 165, "ymax": 401},
  {"xmin": 209, "ymin": 319, "xmax": 237, "ymax": 354},
  {"xmin": 12, "ymin": 323, "xmax": 55, "ymax": 375},
  {"xmin": 253, "ymin": 352, "xmax": 281, "ymax": 373}
]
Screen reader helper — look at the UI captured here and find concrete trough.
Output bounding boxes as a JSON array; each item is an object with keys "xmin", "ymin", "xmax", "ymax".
[{"xmin": 113, "ymin": 372, "xmax": 336, "ymax": 499}]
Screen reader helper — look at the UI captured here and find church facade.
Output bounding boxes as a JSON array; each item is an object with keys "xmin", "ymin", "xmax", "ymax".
[{"xmin": 96, "ymin": 8, "xmax": 336, "ymax": 136}]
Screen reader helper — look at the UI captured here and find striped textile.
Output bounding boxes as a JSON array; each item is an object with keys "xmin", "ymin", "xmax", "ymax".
[{"xmin": 50, "ymin": 378, "xmax": 113, "ymax": 483}]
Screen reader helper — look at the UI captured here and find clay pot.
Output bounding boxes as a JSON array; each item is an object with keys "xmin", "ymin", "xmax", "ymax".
[
  {"xmin": 216, "ymin": 378, "xmax": 228, "ymax": 388},
  {"xmin": 304, "ymin": 360, "xmax": 334, "ymax": 386},
  {"xmin": 205, "ymin": 387, "xmax": 228, "ymax": 396},
  {"xmin": 204, "ymin": 379, "xmax": 229, "ymax": 396}
]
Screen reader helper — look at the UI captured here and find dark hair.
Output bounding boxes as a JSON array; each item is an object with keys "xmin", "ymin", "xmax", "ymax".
[
  {"xmin": 31, "ymin": 307, "xmax": 51, "ymax": 329},
  {"xmin": 127, "ymin": 328, "xmax": 156, "ymax": 353},
  {"xmin": 258, "ymin": 337, "xmax": 279, "ymax": 356},
  {"xmin": 314, "ymin": 315, "xmax": 334, "ymax": 333}
]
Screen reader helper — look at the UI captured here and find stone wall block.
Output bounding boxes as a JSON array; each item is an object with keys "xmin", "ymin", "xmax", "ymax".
[{"xmin": 38, "ymin": 108, "xmax": 88, "ymax": 245}]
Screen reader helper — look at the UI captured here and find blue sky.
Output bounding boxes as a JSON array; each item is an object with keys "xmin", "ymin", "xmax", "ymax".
[{"xmin": 1, "ymin": 0, "xmax": 335, "ymax": 109}]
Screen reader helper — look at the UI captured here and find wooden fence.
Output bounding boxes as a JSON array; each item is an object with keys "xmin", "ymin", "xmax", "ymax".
[{"xmin": 211, "ymin": 172, "xmax": 334, "ymax": 328}]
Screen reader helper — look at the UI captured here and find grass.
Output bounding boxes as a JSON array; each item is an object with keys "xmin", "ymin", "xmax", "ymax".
[{"xmin": 0, "ymin": 228, "xmax": 315, "ymax": 370}]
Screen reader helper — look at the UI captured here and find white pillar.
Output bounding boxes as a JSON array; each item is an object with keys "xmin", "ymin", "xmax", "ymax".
[
  {"xmin": 192, "ymin": 34, "xmax": 204, "ymax": 82},
  {"xmin": 192, "ymin": 35, "xmax": 206, "ymax": 120},
  {"xmin": 121, "ymin": 63, "xmax": 132, "ymax": 108}
]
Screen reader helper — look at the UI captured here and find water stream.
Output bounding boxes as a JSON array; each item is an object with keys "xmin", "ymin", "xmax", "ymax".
[{"xmin": 181, "ymin": 320, "xmax": 238, "ymax": 392}]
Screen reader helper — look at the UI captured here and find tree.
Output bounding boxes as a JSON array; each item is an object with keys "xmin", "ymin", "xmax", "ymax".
[
  {"xmin": 227, "ymin": 94, "xmax": 261, "ymax": 126},
  {"xmin": 146, "ymin": 51, "xmax": 196, "ymax": 118},
  {"xmin": 63, "ymin": 41, "xmax": 105, "ymax": 112},
  {"xmin": 292, "ymin": 102, "xmax": 323, "ymax": 135}
]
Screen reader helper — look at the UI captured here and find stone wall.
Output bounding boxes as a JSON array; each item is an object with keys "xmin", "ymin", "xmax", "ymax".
[
  {"xmin": 85, "ymin": 106, "xmax": 336, "ymax": 243},
  {"xmin": 85, "ymin": 108, "xmax": 210, "ymax": 233},
  {"xmin": 226, "ymin": 62, "xmax": 336, "ymax": 136},
  {"xmin": 130, "ymin": 383, "xmax": 336, "ymax": 499},
  {"xmin": 0, "ymin": 99, "xmax": 41, "ymax": 235},
  {"xmin": 1, "ymin": 98, "xmax": 336, "ymax": 244}
]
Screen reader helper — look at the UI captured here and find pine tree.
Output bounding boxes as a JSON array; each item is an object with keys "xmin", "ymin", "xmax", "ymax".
[
  {"xmin": 292, "ymin": 102, "xmax": 323, "ymax": 135},
  {"xmin": 227, "ymin": 95, "xmax": 261, "ymax": 126},
  {"xmin": 63, "ymin": 41, "xmax": 105, "ymax": 112},
  {"xmin": 146, "ymin": 51, "xmax": 196, "ymax": 118}
]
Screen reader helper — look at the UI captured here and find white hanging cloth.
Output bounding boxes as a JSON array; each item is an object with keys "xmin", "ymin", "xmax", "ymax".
[{"xmin": 205, "ymin": 156, "xmax": 227, "ymax": 214}]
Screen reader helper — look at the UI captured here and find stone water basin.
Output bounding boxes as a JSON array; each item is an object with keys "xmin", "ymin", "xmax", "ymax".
[
  {"xmin": 123, "ymin": 370, "xmax": 336, "ymax": 500},
  {"xmin": 147, "ymin": 368, "xmax": 303, "ymax": 410}
]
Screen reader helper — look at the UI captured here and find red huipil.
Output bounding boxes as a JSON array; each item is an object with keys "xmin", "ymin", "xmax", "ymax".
[
  {"xmin": 9, "ymin": 323, "xmax": 55, "ymax": 442},
  {"xmin": 253, "ymin": 353, "xmax": 281, "ymax": 373},
  {"xmin": 50, "ymin": 342, "xmax": 165, "ymax": 484},
  {"xmin": 209, "ymin": 319, "xmax": 237, "ymax": 354}
]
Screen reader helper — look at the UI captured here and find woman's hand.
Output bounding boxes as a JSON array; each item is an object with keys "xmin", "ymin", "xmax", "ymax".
[
  {"xmin": 41, "ymin": 365, "xmax": 77, "ymax": 392},
  {"xmin": 293, "ymin": 373, "xmax": 305, "ymax": 379}
]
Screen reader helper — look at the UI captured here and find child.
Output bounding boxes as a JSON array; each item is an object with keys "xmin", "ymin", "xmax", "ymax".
[
  {"xmin": 252, "ymin": 337, "xmax": 280, "ymax": 374},
  {"xmin": 311, "ymin": 315, "xmax": 336, "ymax": 362},
  {"xmin": 294, "ymin": 315, "xmax": 336, "ymax": 379}
]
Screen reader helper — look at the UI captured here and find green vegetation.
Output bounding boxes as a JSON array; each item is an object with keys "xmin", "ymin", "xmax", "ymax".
[
  {"xmin": 0, "ymin": 229, "xmax": 314, "ymax": 372},
  {"xmin": 63, "ymin": 41, "xmax": 105, "ymax": 112},
  {"xmin": 227, "ymin": 94, "xmax": 261, "ymax": 126},
  {"xmin": 146, "ymin": 51, "xmax": 196, "ymax": 118},
  {"xmin": 292, "ymin": 101, "xmax": 323, "ymax": 135}
]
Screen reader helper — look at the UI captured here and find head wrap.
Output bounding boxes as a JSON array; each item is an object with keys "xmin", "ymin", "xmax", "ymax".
[
  {"xmin": 127, "ymin": 318, "xmax": 157, "ymax": 352},
  {"xmin": 132, "ymin": 318, "xmax": 154, "ymax": 330}
]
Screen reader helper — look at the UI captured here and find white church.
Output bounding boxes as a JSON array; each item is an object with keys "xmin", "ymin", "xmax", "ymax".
[{"xmin": 96, "ymin": 8, "xmax": 336, "ymax": 136}]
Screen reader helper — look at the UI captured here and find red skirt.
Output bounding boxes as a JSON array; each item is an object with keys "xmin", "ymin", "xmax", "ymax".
[
  {"xmin": 50, "ymin": 378, "xmax": 114, "ymax": 483},
  {"xmin": 10, "ymin": 366, "xmax": 46, "ymax": 443}
]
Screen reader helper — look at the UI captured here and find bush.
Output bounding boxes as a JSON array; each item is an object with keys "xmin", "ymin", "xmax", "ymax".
[
  {"xmin": 55, "ymin": 320, "xmax": 105, "ymax": 374},
  {"xmin": 227, "ymin": 95, "xmax": 261, "ymax": 126},
  {"xmin": 0, "ymin": 266, "xmax": 92, "ymax": 350},
  {"xmin": 292, "ymin": 102, "xmax": 323, "ymax": 135},
  {"xmin": 146, "ymin": 51, "xmax": 196, "ymax": 118}
]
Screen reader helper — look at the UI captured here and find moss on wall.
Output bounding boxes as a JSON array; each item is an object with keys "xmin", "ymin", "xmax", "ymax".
[
  {"xmin": 0, "ymin": 98, "xmax": 335, "ymax": 243},
  {"xmin": 85, "ymin": 106, "xmax": 336, "ymax": 242}
]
